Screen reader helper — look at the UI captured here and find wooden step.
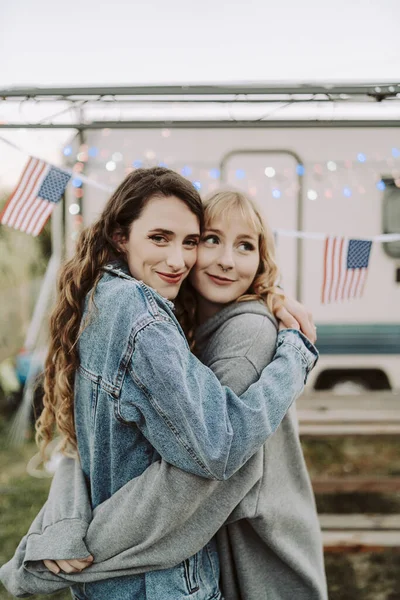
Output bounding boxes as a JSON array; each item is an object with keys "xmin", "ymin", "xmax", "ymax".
[
  {"xmin": 300, "ymin": 423, "xmax": 400, "ymax": 435},
  {"xmin": 319, "ymin": 514, "xmax": 400, "ymax": 552},
  {"xmin": 312, "ymin": 476, "xmax": 400, "ymax": 494}
]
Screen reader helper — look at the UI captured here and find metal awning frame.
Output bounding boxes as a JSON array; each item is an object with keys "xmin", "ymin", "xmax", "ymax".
[{"xmin": 1, "ymin": 82, "xmax": 400, "ymax": 129}]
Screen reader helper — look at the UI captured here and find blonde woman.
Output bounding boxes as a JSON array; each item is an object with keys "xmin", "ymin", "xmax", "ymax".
[{"xmin": 0, "ymin": 183, "xmax": 323, "ymax": 599}]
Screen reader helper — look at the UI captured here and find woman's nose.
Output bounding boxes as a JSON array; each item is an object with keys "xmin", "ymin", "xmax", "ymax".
[
  {"xmin": 166, "ymin": 247, "xmax": 186, "ymax": 270},
  {"xmin": 218, "ymin": 248, "xmax": 235, "ymax": 270}
]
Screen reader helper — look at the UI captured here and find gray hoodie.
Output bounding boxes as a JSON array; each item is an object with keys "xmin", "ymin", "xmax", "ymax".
[{"xmin": 0, "ymin": 300, "xmax": 327, "ymax": 599}]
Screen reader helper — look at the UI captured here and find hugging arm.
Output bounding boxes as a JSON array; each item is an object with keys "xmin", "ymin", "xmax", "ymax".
[{"xmin": 122, "ymin": 323, "xmax": 317, "ymax": 480}]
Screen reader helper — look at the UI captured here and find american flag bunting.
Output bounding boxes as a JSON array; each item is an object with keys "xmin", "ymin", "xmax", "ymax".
[
  {"xmin": 0, "ymin": 157, "xmax": 71, "ymax": 236},
  {"xmin": 322, "ymin": 237, "xmax": 373, "ymax": 304}
]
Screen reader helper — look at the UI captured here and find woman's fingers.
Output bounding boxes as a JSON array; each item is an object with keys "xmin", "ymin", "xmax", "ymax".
[
  {"xmin": 43, "ymin": 559, "xmax": 60, "ymax": 574},
  {"xmin": 276, "ymin": 306, "xmax": 300, "ymax": 331},
  {"xmin": 278, "ymin": 298, "xmax": 317, "ymax": 343},
  {"xmin": 43, "ymin": 556, "xmax": 94, "ymax": 574}
]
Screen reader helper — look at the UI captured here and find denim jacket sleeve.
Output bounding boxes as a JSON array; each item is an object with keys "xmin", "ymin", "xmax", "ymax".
[{"xmin": 119, "ymin": 323, "xmax": 317, "ymax": 480}]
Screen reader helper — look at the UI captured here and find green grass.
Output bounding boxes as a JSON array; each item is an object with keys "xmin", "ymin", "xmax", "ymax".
[{"xmin": 0, "ymin": 416, "xmax": 71, "ymax": 599}]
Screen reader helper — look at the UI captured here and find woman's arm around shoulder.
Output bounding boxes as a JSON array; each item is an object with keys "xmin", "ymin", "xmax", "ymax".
[{"xmin": 120, "ymin": 316, "xmax": 317, "ymax": 480}]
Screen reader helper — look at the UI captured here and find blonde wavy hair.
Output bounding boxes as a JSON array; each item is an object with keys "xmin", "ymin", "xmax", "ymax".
[
  {"xmin": 176, "ymin": 190, "xmax": 284, "ymax": 347},
  {"xmin": 35, "ymin": 167, "xmax": 203, "ymax": 458}
]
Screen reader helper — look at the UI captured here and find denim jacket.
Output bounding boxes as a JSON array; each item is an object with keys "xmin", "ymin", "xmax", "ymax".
[{"xmin": 0, "ymin": 262, "xmax": 318, "ymax": 600}]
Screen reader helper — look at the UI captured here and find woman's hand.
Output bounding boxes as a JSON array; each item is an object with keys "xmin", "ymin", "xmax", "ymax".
[
  {"xmin": 43, "ymin": 555, "xmax": 94, "ymax": 574},
  {"xmin": 274, "ymin": 295, "xmax": 317, "ymax": 344}
]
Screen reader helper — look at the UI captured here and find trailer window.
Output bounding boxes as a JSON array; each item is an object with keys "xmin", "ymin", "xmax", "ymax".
[{"xmin": 382, "ymin": 179, "xmax": 400, "ymax": 258}]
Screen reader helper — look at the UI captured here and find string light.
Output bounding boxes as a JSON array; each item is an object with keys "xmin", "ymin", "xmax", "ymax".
[
  {"xmin": 112, "ymin": 152, "xmax": 123, "ymax": 162},
  {"xmin": 343, "ymin": 187, "xmax": 352, "ymax": 197},
  {"xmin": 71, "ymin": 177, "xmax": 83, "ymax": 188},
  {"xmin": 106, "ymin": 161, "xmax": 117, "ymax": 171},
  {"xmin": 235, "ymin": 169, "xmax": 245, "ymax": 180},
  {"xmin": 193, "ymin": 181, "xmax": 201, "ymax": 190},
  {"xmin": 272, "ymin": 188, "xmax": 281, "ymax": 199},
  {"xmin": 326, "ymin": 161, "xmax": 337, "ymax": 171},
  {"xmin": 132, "ymin": 160, "xmax": 143, "ymax": 168},
  {"xmin": 88, "ymin": 147, "xmax": 98, "ymax": 158},
  {"xmin": 376, "ymin": 180, "xmax": 386, "ymax": 191},
  {"xmin": 307, "ymin": 189, "xmax": 318, "ymax": 200},
  {"xmin": 181, "ymin": 166, "xmax": 192, "ymax": 177},
  {"xmin": 63, "ymin": 146, "xmax": 72, "ymax": 157},
  {"xmin": 209, "ymin": 168, "xmax": 220, "ymax": 179},
  {"xmin": 296, "ymin": 165, "xmax": 305, "ymax": 176},
  {"xmin": 392, "ymin": 148, "xmax": 400, "ymax": 158},
  {"xmin": 69, "ymin": 203, "xmax": 80, "ymax": 215},
  {"xmin": 357, "ymin": 153, "xmax": 366, "ymax": 163},
  {"xmin": 264, "ymin": 167, "xmax": 275, "ymax": 178}
]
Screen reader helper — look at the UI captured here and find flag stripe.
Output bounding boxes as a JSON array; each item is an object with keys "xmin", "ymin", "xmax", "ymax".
[
  {"xmin": 327, "ymin": 237, "xmax": 337, "ymax": 303},
  {"xmin": 355, "ymin": 269, "xmax": 363, "ymax": 298},
  {"xmin": 20, "ymin": 198, "xmax": 44, "ymax": 232},
  {"xmin": 360, "ymin": 268, "xmax": 368, "ymax": 296},
  {"xmin": 7, "ymin": 160, "xmax": 45, "ymax": 227},
  {"xmin": 10, "ymin": 161, "xmax": 47, "ymax": 228},
  {"xmin": 321, "ymin": 237, "xmax": 330, "ymax": 304},
  {"xmin": 1, "ymin": 158, "xmax": 40, "ymax": 225},
  {"xmin": 26, "ymin": 199, "xmax": 49, "ymax": 235},
  {"xmin": 32, "ymin": 202, "xmax": 55, "ymax": 237},
  {"xmin": 0, "ymin": 158, "xmax": 37, "ymax": 223},
  {"xmin": 350, "ymin": 269, "xmax": 360, "ymax": 299},
  {"xmin": 335, "ymin": 237, "xmax": 345, "ymax": 302}
]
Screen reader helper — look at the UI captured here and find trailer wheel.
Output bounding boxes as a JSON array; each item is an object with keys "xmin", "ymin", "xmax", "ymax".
[
  {"xmin": 314, "ymin": 369, "xmax": 391, "ymax": 393},
  {"xmin": 330, "ymin": 379, "xmax": 369, "ymax": 395}
]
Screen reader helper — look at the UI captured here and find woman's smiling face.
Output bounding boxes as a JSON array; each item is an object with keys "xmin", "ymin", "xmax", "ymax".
[
  {"xmin": 121, "ymin": 195, "xmax": 200, "ymax": 300},
  {"xmin": 189, "ymin": 211, "xmax": 260, "ymax": 318}
]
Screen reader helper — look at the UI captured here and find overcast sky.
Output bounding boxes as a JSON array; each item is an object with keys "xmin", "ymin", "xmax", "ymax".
[
  {"xmin": 1, "ymin": 0, "xmax": 399, "ymax": 186},
  {"xmin": 1, "ymin": 0, "xmax": 399, "ymax": 86}
]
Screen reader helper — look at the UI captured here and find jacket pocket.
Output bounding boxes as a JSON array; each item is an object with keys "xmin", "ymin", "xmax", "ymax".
[{"xmin": 183, "ymin": 553, "xmax": 200, "ymax": 594}]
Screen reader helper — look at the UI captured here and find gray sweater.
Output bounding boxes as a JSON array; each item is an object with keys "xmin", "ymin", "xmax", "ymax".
[{"xmin": 0, "ymin": 301, "xmax": 327, "ymax": 599}]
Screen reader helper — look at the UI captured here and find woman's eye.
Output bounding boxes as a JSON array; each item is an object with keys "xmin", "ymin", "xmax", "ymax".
[
  {"xmin": 184, "ymin": 239, "xmax": 199, "ymax": 248},
  {"xmin": 202, "ymin": 235, "xmax": 219, "ymax": 245},
  {"xmin": 238, "ymin": 242, "xmax": 255, "ymax": 252},
  {"xmin": 149, "ymin": 235, "xmax": 167, "ymax": 244}
]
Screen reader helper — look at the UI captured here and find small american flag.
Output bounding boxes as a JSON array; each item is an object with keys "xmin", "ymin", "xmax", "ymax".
[
  {"xmin": 0, "ymin": 157, "xmax": 71, "ymax": 236},
  {"xmin": 322, "ymin": 236, "xmax": 373, "ymax": 304}
]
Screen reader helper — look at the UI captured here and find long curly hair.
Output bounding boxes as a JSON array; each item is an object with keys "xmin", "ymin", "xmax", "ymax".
[
  {"xmin": 36, "ymin": 167, "xmax": 203, "ymax": 457},
  {"xmin": 176, "ymin": 190, "xmax": 284, "ymax": 347}
]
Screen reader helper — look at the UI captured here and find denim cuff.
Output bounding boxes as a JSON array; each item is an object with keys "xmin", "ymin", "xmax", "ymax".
[
  {"xmin": 24, "ymin": 519, "xmax": 90, "ymax": 568},
  {"xmin": 276, "ymin": 329, "xmax": 319, "ymax": 373}
]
